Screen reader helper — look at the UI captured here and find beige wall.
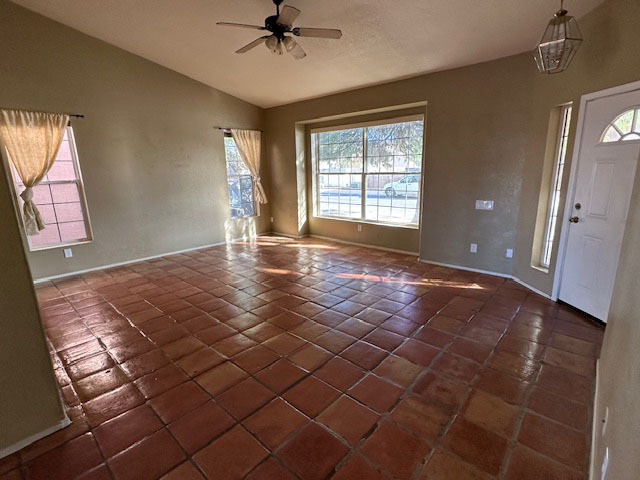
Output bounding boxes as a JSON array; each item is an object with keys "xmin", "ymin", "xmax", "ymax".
[
  {"xmin": 592, "ymin": 149, "xmax": 640, "ymax": 479},
  {"xmin": 265, "ymin": 54, "xmax": 532, "ymax": 264},
  {"xmin": 266, "ymin": 0, "xmax": 640, "ymax": 285},
  {"xmin": 513, "ymin": 0, "xmax": 640, "ymax": 294},
  {"xmin": 0, "ymin": 154, "xmax": 66, "ymax": 452},
  {"xmin": 0, "ymin": 0, "xmax": 270, "ymax": 281}
]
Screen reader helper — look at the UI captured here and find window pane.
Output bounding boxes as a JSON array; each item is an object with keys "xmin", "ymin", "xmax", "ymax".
[
  {"xmin": 224, "ymin": 137, "xmax": 255, "ymax": 218},
  {"xmin": 50, "ymin": 183, "xmax": 80, "ymax": 204},
  {"xmin": 59, "ymin": 221, "xmax": 87, "ymax": 243},
  {"xmin": 8, "ymin": 126, "xmax": 91, "ymax": 249},
  {"xmin": 313, "ymin": 119, "xmax": 424, "ymax": 226},
  {"xmin": 541, "ymin": 105, "xmax": 572, "ymax": 267}
]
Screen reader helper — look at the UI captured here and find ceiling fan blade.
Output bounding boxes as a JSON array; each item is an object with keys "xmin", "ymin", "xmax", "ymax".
[
  {"xmin": 217, "ymin": 22, "xmax": 266, "ymax": 31},
  {"xmin": 292, "ymin": 27, "xmax": 342, "ymax": 39},
  {"xmin": 236, "ymin": 36, "xmax": 269, "ymax": 54},
  {"xmin": 285, "ymin": 37, "xmax": 306, "ymax": 60},
  {"xmin": 277, "ymin": 5, "xmax": 301, "ymax": 27}
]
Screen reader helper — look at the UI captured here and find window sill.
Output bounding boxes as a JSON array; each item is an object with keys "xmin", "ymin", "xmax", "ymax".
[
  {"xmin": 530, "ymin": 264, "xmax": 550, "ymax": 274},
  {"xmin": 313, "ymin": 215, "xmax": 419, "ymax": 230},
  {"xmin": 29, "ymin": 239, "xmax": 93, "ymax": 253}
]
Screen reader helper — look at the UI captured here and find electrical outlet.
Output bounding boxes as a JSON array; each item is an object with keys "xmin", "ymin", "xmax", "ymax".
[
  {"xmin": 63, "ymin": 248, "xmax": 73, "ymax": 258},
  {"xmin": 270, "ymin": 217, "xmax": 274, "ymax": 223},
  {"xmin": 470, "ymin": 243, "xmax": 477, "ymax": 253},
  {"xmin": 357, "ymin": 224, "xmax": 362, "ymax": 232},
  {"xmin": 506, "ymin": 248, "xmax": 513, "ymax": 258},
  {"xmin": 601, "ymin": 448, "xmax": 609, "ymax": 480},
  {"xmin": 475, "ymin": 200, "xmax": 494, "ymax": 210}
]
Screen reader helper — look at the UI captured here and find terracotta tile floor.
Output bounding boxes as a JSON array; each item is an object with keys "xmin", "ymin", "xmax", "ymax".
[{"xmin": 2, "ymin": 235, "xmax": 604, "ymax": 480}]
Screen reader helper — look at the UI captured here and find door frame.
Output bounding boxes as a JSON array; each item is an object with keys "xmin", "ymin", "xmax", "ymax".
[{"xmin": 552, "ymin": 79, "xmax": 640, "ymax": 304}]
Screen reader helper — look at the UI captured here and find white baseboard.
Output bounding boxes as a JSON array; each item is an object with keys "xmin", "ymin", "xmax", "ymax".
[
  {"xmin": 308, "ymin": 234, "xmax": 419, "ymax": 256},
  {"xmin": 0, "ymin": 414, "xmax": 70, "ymax": 459},
  {"xmin": 268, "ymin": 231, "xmax": 305, "ymax": 239},
  {"xmin": 419, "ymin": 259, "xmax": 552, "ymax": 299},
  {"xmin": 420, "ymin": 259, "xmax": 512, "ymax": 278},
  {"xmin": 590, "ymin": 359, "xmax": 601, "ymax": 480}
]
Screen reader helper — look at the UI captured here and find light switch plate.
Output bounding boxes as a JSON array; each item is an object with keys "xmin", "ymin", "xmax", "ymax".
[
  {"xmin": 475, "ymin": 200, "xmax": 494, "ymax": 210},
  {"xmin": 63, "ymin": 248, "xmax": 73, "ymax": 258},
  {"xmin": 357, "ymin": 224, "xmax": 362, "ymax": 232},
  {"xmin": 506, "ymin": 248, "xmax": 513, "ymax": 258},
  {"xmin": 470, "ymin": 243, "xmax": 478, "ymax": 253}
]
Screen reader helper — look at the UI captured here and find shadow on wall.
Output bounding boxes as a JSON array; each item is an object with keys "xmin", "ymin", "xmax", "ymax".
[{"xmin": 224, "ymin": 216, "xmax": 257, "ymax": 243}]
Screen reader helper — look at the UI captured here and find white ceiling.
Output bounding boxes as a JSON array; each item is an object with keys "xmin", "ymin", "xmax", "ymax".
[{"xmin": 12, "ymin": 0, "xmax": 605, "ymax": 108}]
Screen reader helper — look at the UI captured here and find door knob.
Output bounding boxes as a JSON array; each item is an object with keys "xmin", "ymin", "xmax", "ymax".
[{"xmin": 569, "ymin": 216, "xmax": 579, "ymax": 223}]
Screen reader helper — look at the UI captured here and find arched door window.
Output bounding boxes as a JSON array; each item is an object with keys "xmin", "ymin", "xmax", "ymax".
[{"xmin": 601, "ymin": 107, "xmax": 640, "ymax": 143}]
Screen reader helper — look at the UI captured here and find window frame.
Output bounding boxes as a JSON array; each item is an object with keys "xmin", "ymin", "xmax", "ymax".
[
  {"xmin": 311, "ymin": 114, "xmax": 425, "ymax": 229},
  {"xmin": 4, "ymin": 125, "xmax": 94, "ymax": 252},
  {"xmin": 223, "ymin": 132, "xmax": 258, "ymax": 219},
  {"xmin": 540, "ymin": 104, "xmax": 572, "ymax": 268}
]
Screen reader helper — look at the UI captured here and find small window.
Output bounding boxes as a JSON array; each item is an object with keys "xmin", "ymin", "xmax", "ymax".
[
  {"xmin": 311, "ymin": 116, "xmax": 424, "ymax": 227},
  {"xmin": 601, "ymin": 107, "xmax": 640, "ymax": 143},
  {"xmin": 7, "ymin": 126, "xmax": 92, "ymax": 250},
  {"xmin": 541, "ymin": 105, "xmax": 572, "ymax": 268},
  {"xmin": 224, "ymin": 134, "xmax": 255, "ymax": 218}
]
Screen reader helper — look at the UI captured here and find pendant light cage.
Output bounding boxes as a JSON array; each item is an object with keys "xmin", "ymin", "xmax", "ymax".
[{"xmin": 533, "ymin": 2, "xmax": 583, "ymax": 74}]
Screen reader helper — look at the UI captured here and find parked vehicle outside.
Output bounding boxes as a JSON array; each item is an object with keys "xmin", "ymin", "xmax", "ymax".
[{"xmin": 383, "ymin": 175, "xmax": 420, "ymax": 197}]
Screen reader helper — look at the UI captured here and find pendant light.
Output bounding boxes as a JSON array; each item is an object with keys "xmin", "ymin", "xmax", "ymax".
[{"xmin": 533, "ymin": 0, "xmax": 583, "ymax": 74}]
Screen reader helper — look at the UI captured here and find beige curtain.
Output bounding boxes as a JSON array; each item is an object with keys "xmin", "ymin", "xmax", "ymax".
[
  {"xmin": 0, "ymin": 109, "xmax": 69, "ymax": 235},
  {"xmin": 231, "ymin": 128, "xmax": 267, "ymax": 204}
]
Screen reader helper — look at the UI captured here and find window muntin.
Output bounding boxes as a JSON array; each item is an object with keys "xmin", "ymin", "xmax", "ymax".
[
  {"xmin": 224, "ymin": 135, "xmax": 256, "ymax": 218},
  {"xmin": 8, "ymin": 126, "xmax": 92, "ymax": 250},
  {"xmin": 312, "ymin": 117, "xmax": 424, "ymax": 227},
  {"xmin": 541, "ymin": 105, "xmax": 572, "ymax": 268},
  {"xmin": 601, "ymin": 107, "xmax": 640, "ymax": 143}
]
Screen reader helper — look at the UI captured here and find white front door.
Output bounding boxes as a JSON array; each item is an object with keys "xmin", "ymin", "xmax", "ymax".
[{"xmin": 559, "ymin": 87, "xmax": 640, "ymax": 322}]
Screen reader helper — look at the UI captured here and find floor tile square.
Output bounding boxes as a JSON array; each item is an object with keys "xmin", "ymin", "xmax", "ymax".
[
  {"xmin": 107, "ymin": 429, "xmax": 184, "ymax": 480},
  {"xmin": 195, "ymin": 361, "xmax": 248, "ymax": 396},
  {"xmin": 341, "ymin": 341, "xmax": 387, "ymax": 370},
  {"xmin": 278, "ymin": 423, "xmax": 349, "ymax": 480},
  {"xmin": 255, "ymin": 358, "xmax": 306, "ymax": 393},
  {"xmin": 149, "ymin": 381, "xmax": 209, "ymax": 423},
  {"xmin": 314, "ymin": 357, "xmax": 365, "ymax": 391},
  {"xmin": 168, "ymin": 401, "xmax": 235, "ymax": 454},
  {"xmin": 317, "ymin": 395, "xmax": 380, "ymax": 445},
  {"xmin": 193, "ymin": 425, "xmax": 268, "ymax": 480},
  {"xmin": 243, "ymin": 398, "xmax": 308, "ymax": 450},
  {"xmin": 361, "ymin": 421, "xmax": 430, "ymax": 480},
  {"xmin": 442, "ymin": 417, "xmax": 508, "ymax": 475},
  {"xmin": 216, "ymin": 377, "xmax": 275, "ymax": 420},
  {"xmin": 283, "ymin": 376, "xmax": 340, "ymax": 417},
  {"xmin": 348, "ymin": 374, "xmax": 403, "ymax": 413}
]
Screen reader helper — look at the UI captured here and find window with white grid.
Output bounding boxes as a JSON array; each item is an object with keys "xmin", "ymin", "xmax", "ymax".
[
  {"xmin": 312, "ymin": 116, "xmax": 424, "ymax": 227},
  {"xmin": 224, "ymin": 134, "xmax": 256, "ymax": 218},
  {"xmin": 7, "ymin": 126, "xmax": 92, "ymax": 250},
  {"xmin": 541, "ymin": 104, "xmax": 572, "ymax": 268}
]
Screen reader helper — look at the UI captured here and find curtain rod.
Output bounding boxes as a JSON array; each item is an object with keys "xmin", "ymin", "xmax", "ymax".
[
  {"xmin": 0, "ymin": 107, "xmax": 85, "ymax": 118},
  {"xmin": 214, "ymin": 126, "xmax": 263, "ymax": 132}
]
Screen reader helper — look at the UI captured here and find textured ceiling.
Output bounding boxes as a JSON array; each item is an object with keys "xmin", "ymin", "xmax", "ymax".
[{"xmin": 12, "ymin": 0, "xmax": 605, "ymax": 108}]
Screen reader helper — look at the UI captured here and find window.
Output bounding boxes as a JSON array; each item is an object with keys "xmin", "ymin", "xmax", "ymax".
[
  {"xmin": 224, "ymin": 134, "xmax": 255, "ymax": 218},
  {"xmin": 601, "ymin": 107, "xmax": 640, "ymax": 143},
  {"xmin": 311, "ymin": 116, "xmax": 424, "ymax": 227},
  {"xmin": 540, "ymin": 105, "xmax": 572, "ymax": 268},
  {"xmin": 7, "ymin": 126, "xmax": 92, "ymax": 250}
]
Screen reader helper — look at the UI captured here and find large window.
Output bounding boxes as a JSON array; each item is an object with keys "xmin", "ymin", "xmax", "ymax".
[
  {"xmin": 312, "ymin": 116, "xmax": 424, "ymax": 227},
  {"xmin": 224, "ymin": 134, "xmax": 255, "ymax": 218},
  {"xmin": 8, "ymin": 126, "xmax": 92, "ymax": 250},
  {"xmin": 541, "ymin": 105, "xmax": 572, "ymax": 268}
]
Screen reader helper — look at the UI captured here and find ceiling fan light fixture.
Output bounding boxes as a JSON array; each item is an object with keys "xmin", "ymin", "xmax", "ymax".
[
  {"xmin": 265, "ymin": 35, "xmax": 278, "ymax": 52},
  {"xmin": 533, "ymin": 0, "xmax": 583, "ymax": 74},
  {"xmin": 283, "ymin": 36, "xmax": 296, "ymax": 52}
]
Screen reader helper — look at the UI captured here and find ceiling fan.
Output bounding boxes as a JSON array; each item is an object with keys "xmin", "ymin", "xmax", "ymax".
[{"xmin": 217, "ymin": 0, "xmax": 342, "ymax": 60}]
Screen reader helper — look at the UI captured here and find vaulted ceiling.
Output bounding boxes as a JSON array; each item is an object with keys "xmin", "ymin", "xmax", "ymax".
[{"xmin": 12, "ymin": 0, "xmax": 605, "ymax": 108}]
